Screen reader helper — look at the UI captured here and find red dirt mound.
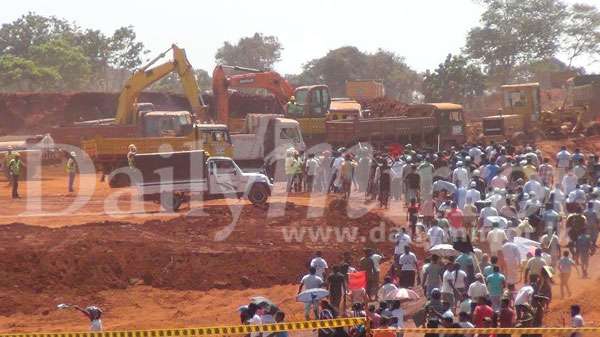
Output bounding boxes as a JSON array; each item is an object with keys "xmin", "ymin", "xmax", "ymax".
[
  {"xmin": 357, "ymin": 97, "xmax": 410, "ymax": 117},
  {"xmin": 0, "ymin": 91, "xmax": 282, "ymax": 135},
  {"xmin": 0, "ymin": 201, "xmax": 395, "ymax": 315}
]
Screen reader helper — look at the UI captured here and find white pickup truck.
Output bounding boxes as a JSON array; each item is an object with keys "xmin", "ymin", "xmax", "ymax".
[{"xmin": 132, "ymin": 150, "xmax": 272, "ymax": 211}]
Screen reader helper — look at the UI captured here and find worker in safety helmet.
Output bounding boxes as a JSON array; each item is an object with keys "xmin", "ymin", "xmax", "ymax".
[
  {"xmin": 3, "ymin": 145, "xmax": 15, "ymax": 184},
  {"xmin": 7, "ymin": 152, "xmax": 23, "ymax": 199},
  {"xmin": 127, "ymin": 144, "xmax": 137, "ymax": 168},
  {"xmin": 66, "ymin": 151, "xmax": 78, "ymax": 193}
]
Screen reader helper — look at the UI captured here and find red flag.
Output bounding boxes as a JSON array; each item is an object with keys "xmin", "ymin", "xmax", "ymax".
[{"xmin": 348, "ymin": 271, "xmax": 367, "ymax": 291}]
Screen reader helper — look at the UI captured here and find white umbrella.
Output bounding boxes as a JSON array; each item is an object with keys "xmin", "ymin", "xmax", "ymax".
[
  {"xmin": 513, "ymin": 237, "xmax": 541, "ymax": 261},
  {"xmin": 390, "ymin": 288, "xmax": 420, "ymax": 301},
  {"xmin": 296, "ymin": 288, "xmax": 329, "ymax": 303},
  {"xmin": 429, "ymin": 244, "xmax": 459, "ymax": 257},
  {"xmin": 483, "ymin": 216, "xmax": 509, "ymax": 229}
]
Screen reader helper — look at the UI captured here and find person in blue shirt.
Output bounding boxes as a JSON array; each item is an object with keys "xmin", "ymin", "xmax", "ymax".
[{"xmin": 486, "ymin": 266, "xmax": 506, "ymax": 311}]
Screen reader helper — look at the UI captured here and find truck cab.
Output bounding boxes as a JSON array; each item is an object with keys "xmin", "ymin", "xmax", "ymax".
[
  {"xmin": 287, "ymin": 85, "xmax": 331, "ymax": 139},
  {"xmin": 407, "ymin": 103, "xmax": 467, "ymax": 146},
  {"xmin": 501, "ymin": 83, "xmax": 541, "ymax": 125}
]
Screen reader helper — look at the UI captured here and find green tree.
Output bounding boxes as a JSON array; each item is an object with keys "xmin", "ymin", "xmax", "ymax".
[
  {"xmin": 109, "ymin": 26, "xmax": 146, "ymax": 70},
  {"xmin": 563, "ymin": 3, "xmax": 600, "ymax": 67},
  {"xmin": 30, "ymin": 38, "xmax": 92, "ymax": 90},
  {"xmin": 422, "ymin": 54, "xmax": 486, "ymax": 103},
  {"xmin": 0, "ymin": 12, "xmax": 147, "ymax": 91},
  {"xmin": 0, "ymin": 54, "xmax": 59, "ymax": 91},
  {"xmin": 293, "ymin": 46, "xmax": 419, "ymax": 101},
  {"xmin": 215, "ymin": 33, "xmax": 282, "ymax": 70},
  {"xmin": 465, "ymin": 0, "xmax": 567, "ymax": 83}
]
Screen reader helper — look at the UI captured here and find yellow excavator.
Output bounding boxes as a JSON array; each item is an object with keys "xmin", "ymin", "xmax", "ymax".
[
  {"xmin": 72, "ymin": 44, "xmax": 233, "ymax": 186},
  {"xmin": 115, "ymin": 44, "xmax": 206, "ymax": 125}
]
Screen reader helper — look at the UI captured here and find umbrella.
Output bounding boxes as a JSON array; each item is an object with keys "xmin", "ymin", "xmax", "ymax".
[
  {"xmin": 390, "ymin": 288, "xmax": 419, "ymax": 301},
  {"xmin": 429, "ymin": 244, "xmax": 459, "ymax": 257},
  {"xmin": 249, "ymin": 296, "xmax": 278, "ymax": 313},
  {"xmin": 513, "ymin": 237, "xmax": 541, "ymax": 261},
  {"xmin": 296, "ymin": 288, "xmax": 329, "ymax": 303},
  {"xmin": 483, "ymin": 216, "xmax": 509, "ymax": 229}
]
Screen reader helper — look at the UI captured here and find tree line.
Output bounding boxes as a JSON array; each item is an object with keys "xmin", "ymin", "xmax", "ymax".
[{"xmin": 1, "ymin": 1, "xmax": 599, "ymax": 103}]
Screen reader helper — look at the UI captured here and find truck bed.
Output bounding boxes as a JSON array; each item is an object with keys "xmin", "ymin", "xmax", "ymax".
[
  {"xmin": 325, "ymin": 116, "xmax": 437, "ymax": 144},
  {"xmin": 51, "ymin": 124, "xmax": 138, "ymax": 147},
  {"xmin": 82, "ymin": 136, "xmax": 195, "ymax": 164}
]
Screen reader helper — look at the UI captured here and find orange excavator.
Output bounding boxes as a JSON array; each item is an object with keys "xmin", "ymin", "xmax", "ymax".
[{"xmin": 212, "ymin": 65, "xmax": 331, "ymax": 140}]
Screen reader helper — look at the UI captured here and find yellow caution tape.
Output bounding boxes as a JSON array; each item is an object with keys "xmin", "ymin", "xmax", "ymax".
[
  {"xmin": 374, "ymin": 327, "xmax": 600, "ymax": 334},
  {"xmin": 0, "ymin": 318, "xmax": 366, "ymax": 337}
]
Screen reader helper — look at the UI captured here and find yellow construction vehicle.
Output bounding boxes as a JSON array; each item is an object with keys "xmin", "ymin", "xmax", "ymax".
[
  {"xmin": 115, "ymin": 44, "xmax": 206, "ymax": 124},
  {"xmin": 480, "ymin": 82, "xmax": 593, "ymax": 143},
  {"xmin": 53, "ymin": 45, "xmax": 233, "ymax": 186}
]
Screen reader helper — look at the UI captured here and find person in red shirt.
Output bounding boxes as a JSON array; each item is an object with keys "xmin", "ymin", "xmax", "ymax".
[
  {"xmin": 446, "ymin": 201, "xmax": 465, "ymax": 241},
  {"xmin": 472, "ymin": 296, "xmax": 494, "ymax": 328},
  {"xmin": 407, "ymin": 198, "xmax": 420, "ymax": 237}
]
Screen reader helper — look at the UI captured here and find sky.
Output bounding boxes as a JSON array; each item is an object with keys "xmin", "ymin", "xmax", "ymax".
[{"xmin": 2, "ymin": 0, "xmax": 599, "ymax": 75}]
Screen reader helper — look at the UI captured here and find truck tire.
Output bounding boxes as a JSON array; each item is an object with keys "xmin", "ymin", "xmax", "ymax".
[
  {"xmin": 160, "ymin": 192, "xmax": 184, "ymax": 212},
  {"xmin": 108, "ymin": 172, "xmax": 131, "ymax": 188},
  {"xmin": 248, "ymin": 184, "xmax": 269, "ymax": 205}
]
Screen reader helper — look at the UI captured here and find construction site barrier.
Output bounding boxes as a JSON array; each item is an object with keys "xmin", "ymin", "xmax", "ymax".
[
  {"xmin": 373, "ymin": 327, "xmax": 600, "ymax": 334},
  {"xmin": 0, "ymin": 318, "xmax": 366, "ymax": 337}
]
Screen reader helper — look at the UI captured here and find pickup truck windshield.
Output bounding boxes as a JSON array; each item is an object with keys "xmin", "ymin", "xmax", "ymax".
[{"xmin": 280, "ymin": 127, "xmax": 301, "ymax": 143}]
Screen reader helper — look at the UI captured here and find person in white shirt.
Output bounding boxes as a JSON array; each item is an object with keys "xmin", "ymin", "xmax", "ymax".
[
  {"xmin": 487, "ymin": 222, "xmax": 508, "ymax": 257},
  {"xmin": 490, "ymin": 174, "xmax": 508, "ymax": 189},
  {"xmin": 467, "ymin": 273, "xmax": 489, "ymax": 301},
  {"xmin": 524, "ymin": 175, "xmax": 545, "ymax": 202},
  {"xmin": 377, "ymin": 276, "xmax": 399, "ymax": 300},
  {"xmin": 466, "ymin": 182, "xmax": 481, "ymax": 204},
  {"xmin": 571, "ymin": 304, "xmax": 585, "ymax": 337},
  {"xmin": 305, "ymin": 154, "xmax": 320, "ymax": 192},
  {"xmin": 501, "ymin": 238, "xmax": 522, "ymax": 287},
  {"xmin": 328, "ymin": 154, "xmax": 344, "ymax": 193},
  {"xmin": 441, "ymin": 264, "xmax": 467, "ymax": 308},
  {"xmin": 389, "ymin": 300, "xmax": 405, "ymax": 328},
  {"xmin": 427, "ymin": 222, "xmax": 446, "ymax": 247},
  {"xmin": 452, "ymin": 161, "xmax": 470, "ymax": 188},
  {"xmin": 393, "ymin": 228, "xmax": 412, "ymax": 262},
  {"xmin": 398, "ymin": 246, "xmax": 419, "ymax": 288},
  {"xmin": 556, "ymin": 146, "xmax": 572, "ymax": 181},
  {"xmin": 562, "ymin": 171, "xmax": 578, "ymax": 196},
  {"xmin": 479, "ymin": 203, "xmax": 499, "ymax": 230},
  {"xmin": 514, "ymin": 282, "xmax": 535, "ymax": 320},
  {"xmin": 309, "ymin": 251, "xmax": 328, "ymax": 278},
  {"xmin": 298, "ymin": 267, "xmax": 324, "ymax": 320},
  {"xmin": 469, "ymin": 146, "xmax": 484, "ymax": 165}
]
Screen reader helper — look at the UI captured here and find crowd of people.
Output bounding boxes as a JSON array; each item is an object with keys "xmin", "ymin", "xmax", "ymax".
[{"xmin": 273, "ymin": 141, "xmax": 598, "ymax": 336}]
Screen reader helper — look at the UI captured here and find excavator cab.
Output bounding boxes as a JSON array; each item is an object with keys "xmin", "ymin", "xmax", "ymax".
[
  {"xmin": 293, "ymin": 85, "xmax": 331, "ymax": 117},
  {"xmin": 142, "ymin": 111, "xmax": 194, "ymax": 137}
]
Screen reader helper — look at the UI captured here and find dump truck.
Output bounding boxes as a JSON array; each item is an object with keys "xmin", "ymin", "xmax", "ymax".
[
  {"xmin": 325, "ymin": 103, "xmax": 466, "ymax": 150},
  {"xmin": 132, "ymin": 150, "xmax": 271, "ymax": 211},
  {"xmin": 230, "ymin": 114, "xmax": 305, "ymax": 178},
  {"xmin": 345, "ymin": 80, "xmax": 385, "ymax": 99}
]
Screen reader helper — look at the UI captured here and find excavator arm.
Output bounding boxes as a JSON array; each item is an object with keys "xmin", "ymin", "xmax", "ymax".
[
  {"xmin": 115, "ymin": 44, "xmax": 206, "ymax": 125},
  {"xmin": 212, "ymin": 65, "xmax": 294, "ymax": 124}
]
